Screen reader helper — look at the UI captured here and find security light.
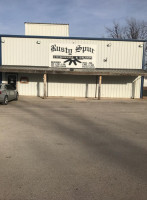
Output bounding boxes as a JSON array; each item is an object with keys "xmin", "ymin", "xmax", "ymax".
[
  {"xmin": 107, "ymin": 43, "xmax": 111, "ymax": 47},
  {"xmin": 36, "ymin": 41, "xmax": 41, "ymax": 44},
  {"xmin": 139, "ymin": 44, "xmax": 143, "ymax": 47}
]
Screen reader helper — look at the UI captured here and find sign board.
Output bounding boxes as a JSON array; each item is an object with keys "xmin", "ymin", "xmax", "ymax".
[{"xmin": 49, "ymin": 44, "xmax": 96, "ymax": 68}]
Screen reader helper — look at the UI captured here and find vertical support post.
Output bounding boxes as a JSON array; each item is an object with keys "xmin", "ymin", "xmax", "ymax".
[
  {"xmin": 43, "ymin": 73, "xmax": 47, "ymax": 99},
  {"xmin": 16, "ymin": 74, "xmax": 18, "ymax": 91},
  {"xmin": 98, "ymin": 75, "xmax": 102, "ymax": 100},
  {"xmin": 132, "ymin": 80, "xmax": 135, "ymax": 99},
  {"xmin": 140, "ymin": 76, "xmax": 144, "ymax": 99},
  {"xmin": 95, "ymin": 75, "xmax": 98, "ymax": 98}
]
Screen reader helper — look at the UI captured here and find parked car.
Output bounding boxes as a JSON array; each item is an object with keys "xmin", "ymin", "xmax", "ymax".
[{"xmin": 0, "ymin": 84, "xmax": 18, "ymax": 105}]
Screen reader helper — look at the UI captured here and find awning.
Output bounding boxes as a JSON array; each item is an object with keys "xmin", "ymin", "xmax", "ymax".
[{"xmin": 0, "ymin": 65, "xmax": 147, "ymax": 76}]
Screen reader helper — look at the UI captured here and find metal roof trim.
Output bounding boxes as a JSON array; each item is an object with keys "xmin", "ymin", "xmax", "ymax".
[
  {"xmin": 24, "ymin": 22, "xmax": 69, "ymax": 25},
  {"xmin": 0, "ymin": 34, "xmax": 146, "ymax": 42},
  {"xmin": 0, "ymin": 65, "xmax": 147, "ymax": 76}
]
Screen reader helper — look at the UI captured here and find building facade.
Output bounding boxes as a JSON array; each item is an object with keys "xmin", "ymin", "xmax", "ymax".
[{"xmin": 0, "ymin": 23, "xmax": 146, "ymax": 99}]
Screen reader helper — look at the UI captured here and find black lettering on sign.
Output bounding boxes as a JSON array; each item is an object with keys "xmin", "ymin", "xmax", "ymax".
[
  {"xmin": 51, "ymin": 44, "xmax": 72, "ymax": 55},
  {"xmin": 75, "ymin": 45, "xmax": 95, "ymax": 53}
]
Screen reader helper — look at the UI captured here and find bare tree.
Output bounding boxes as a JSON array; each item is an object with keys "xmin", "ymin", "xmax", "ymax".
[
  {"xmin": 124, "ymin": 18, "xmax": 147, "ymax": 39},
  {"xmin": 105, "ymin": 18, "xmax": 147, "ymax": 40},
  {"xmin": 105, "ymin": 21, "xmax": 124, "ymax": 39},
  {"xmin": 105, "ymin": 18, "xmax": 147, "ymax": 70}
]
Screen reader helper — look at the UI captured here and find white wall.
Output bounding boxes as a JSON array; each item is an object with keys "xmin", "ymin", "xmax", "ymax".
[
  {"xmin": 1, "ymin": 37, "xmax": 144, "ymax": 69},
  {"xmin": 47, "ymin": 75, "xmax": 141, "ymax": 98},
  {"xmin": 18, "ymin": 73, "xmax": 44, "ymax": 96},
  {"xmin": 25, "ymin": 23, "xmax": 69, "ymax": 37},
  {"xmin": 2, "ymin": 72, "xmax": 141, "ymax": 98}
]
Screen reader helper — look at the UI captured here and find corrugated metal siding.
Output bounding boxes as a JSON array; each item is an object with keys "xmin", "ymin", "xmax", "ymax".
[
  {"xmin": 25, "ymin": 23, "xmax": 69, "ymax": 37},
  {"xmin": 1, "ymin": 72, "xmax": 141, "ymax": 98},
  {"xmin": 48, "ymin": 75, "xmax": 96, "ymax": 97},
  {"xmin": 134, "ymin": 76, "xmax": 142, "ymax": 98},
  {"xmin": 18, "ymin": 73, "xmax": 44, "ymax": 96},
  {"xmin": 101, "ymin": 76, "xmax": 141, "ymax": 98},
  {"xmin": 2, "ymin": 37, "xmax": 49, "ymax": 66},
  {"xmin": 2, "ymin": 37, "xmax": 143, "ymax": 69},
  {"xmin": 47, "ymin": 75, "xmax": 141, "ymax": 98}
]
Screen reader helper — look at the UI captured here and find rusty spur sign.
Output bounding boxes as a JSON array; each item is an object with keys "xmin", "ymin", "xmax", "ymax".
[{"xmin": 49, "ymin": 44, "xmax": 96, "ymax": 68}]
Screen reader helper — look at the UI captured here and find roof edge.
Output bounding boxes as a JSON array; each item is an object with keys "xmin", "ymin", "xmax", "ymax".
[
  {"xmin": 0, "ymin": 65, "xmax": 147, "ymax": 76},
  {"xmin": 24, "ymin": 22, "xmax": 69, "ymax": 25},
  {"xmin": 0, "ymin": 34, "xmax": 146, "ymax": 42}
]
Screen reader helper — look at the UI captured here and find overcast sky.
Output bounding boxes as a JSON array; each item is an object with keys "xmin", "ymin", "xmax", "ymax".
[{"xmin": 0, "ymin": 0, "xmax": 147, "ymax": 37}]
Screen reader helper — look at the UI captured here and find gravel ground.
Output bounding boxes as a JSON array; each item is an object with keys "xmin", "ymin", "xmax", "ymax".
[{"xmin": 0, "ymin": 97, "xmax": 147, "ymax": 200}]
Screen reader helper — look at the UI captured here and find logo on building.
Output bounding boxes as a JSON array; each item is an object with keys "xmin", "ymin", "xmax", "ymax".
[{"xmin": 49, "ymin": 44, "xmax": 96, "ymax": 68}]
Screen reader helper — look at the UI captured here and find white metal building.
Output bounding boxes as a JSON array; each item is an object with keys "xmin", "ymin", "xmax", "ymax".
[
  {"xmin": 0, "ymin": 23, "xmax": 147, "ymax": 99},
  {"xmin": 25, "ymin": 22, "xmax": 69, "ymax": 37}
]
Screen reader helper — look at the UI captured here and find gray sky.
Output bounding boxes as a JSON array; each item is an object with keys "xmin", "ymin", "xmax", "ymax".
[{"xmin": 0, "ymin": 0, "xmax": 147, "ymax": 37}]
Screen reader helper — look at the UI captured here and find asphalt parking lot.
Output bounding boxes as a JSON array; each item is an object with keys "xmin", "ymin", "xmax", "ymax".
[{"xmin": 0, "ymin": 97, "xmax": 147, "ymax": 200}]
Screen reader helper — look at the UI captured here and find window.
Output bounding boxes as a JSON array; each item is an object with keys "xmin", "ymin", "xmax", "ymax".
[{"xmin": 20, "ymin": 77, "xmax": 29, "ymax": 84}]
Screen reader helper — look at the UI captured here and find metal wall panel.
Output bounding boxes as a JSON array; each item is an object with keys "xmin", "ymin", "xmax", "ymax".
[
  {"xmin": 101, "ymin": 76, "xmax": 141, "ymax": 98},
  {"xmin": 134, "ymin": 76, "xmax": 142, "ymax": 98},
  {"xmin": 18, "ymin": 73, "xmax": 44, "ymax": 96},
  {"xmin": 47, "ymin": 75, "xmax": 141, "ymax": 98},
  {"xmin": 25, "ymin": 23, "xmax": 69, "ymax": 37},
  {"xmin": 48, "ymin": 75, "xmax": 96, "ymax": 97},
  {"xmin": 2, "ymin": 37, "xmax": 49, "ymax": 66},
  {"xmin": 1, "ymin": 72, "xmax": 141, "ymax": 98},
  {"xmin": 2, "ymin": 37, "xmax": 143, "ymax": 69}
]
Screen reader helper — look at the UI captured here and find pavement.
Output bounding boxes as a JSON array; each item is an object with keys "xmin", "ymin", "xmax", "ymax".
[{"xmin": 0, "ymin": 96, "xmax": 147, "ymax": 200}]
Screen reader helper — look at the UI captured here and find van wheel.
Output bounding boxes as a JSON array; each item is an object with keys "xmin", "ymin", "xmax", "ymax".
[{"xmin": 3, "ymin": 96, "xmax": 8, "ymax": 105}]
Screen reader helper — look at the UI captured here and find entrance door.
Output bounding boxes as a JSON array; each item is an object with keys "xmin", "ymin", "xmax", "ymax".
[{"xmin": 8, "ymin": 74, "xmax": 17, "ymax": 89}]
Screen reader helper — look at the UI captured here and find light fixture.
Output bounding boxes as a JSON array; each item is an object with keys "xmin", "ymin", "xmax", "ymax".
[
  {"xmin": 139, "ymin": 44, "xmax": 143, "ymax": 47},
  {"xmin": 103, "ymin": 58, "xmax": 107, "ymax": 62},
  {"xmin": 36, "ymin": 41, "xmax": 41, "ymax": 44},
  {"xmin": 107, "ymin": 43, "xmax": 111, "ymax": 47},
  {"xmin": 1, "ymin": 40, "xmax": 5, "ymax": 43}
]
